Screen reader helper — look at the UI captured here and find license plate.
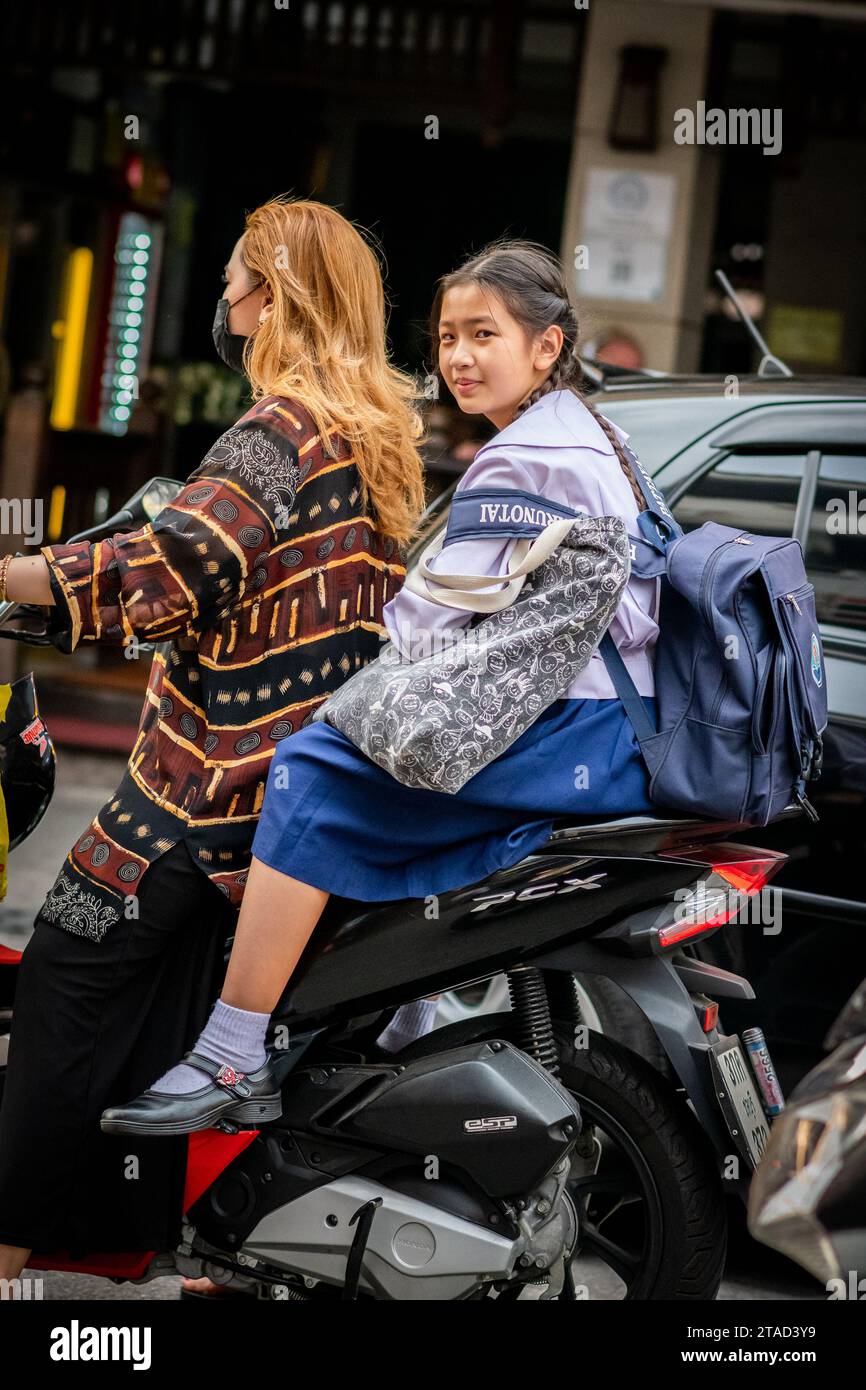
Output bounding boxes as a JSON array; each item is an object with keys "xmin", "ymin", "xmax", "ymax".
[{"xmin": 710, "ymin": 1037, "xmax": 771, "ymax": 1170}]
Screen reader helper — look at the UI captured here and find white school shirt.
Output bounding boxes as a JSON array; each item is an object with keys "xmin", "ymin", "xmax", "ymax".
[{"xmin": 383, "ymin": 389, "xmax": 660, "ymax": 700}]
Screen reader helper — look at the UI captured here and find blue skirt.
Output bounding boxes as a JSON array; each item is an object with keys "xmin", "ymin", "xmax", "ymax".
[{"xmin": 252, "ymin": 696, "xmax": 659, "ymax": 902}]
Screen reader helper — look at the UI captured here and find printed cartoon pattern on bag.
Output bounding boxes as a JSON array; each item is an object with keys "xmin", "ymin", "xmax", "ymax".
[{"xmin": 313, "ymin": 515, "xmax": 630, "ymax": 794}]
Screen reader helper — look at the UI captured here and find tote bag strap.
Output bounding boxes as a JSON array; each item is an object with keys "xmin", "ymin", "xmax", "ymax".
[{"xmin": 401, "ymin": 515, "xmax": 579, "ymax": 614}]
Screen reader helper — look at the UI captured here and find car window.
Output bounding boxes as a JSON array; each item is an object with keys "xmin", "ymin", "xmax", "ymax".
[
  {"xmin": 405, "ymin": 485, "xmax": 455, "ymax": 568},
  {"xmin": 671, "ymin": 453, "xmax": 804, "ymax": 537},
  {"xmin": 594, "ymin": 398, "xmax": 752, "ymax": 476},
  {"xmin": 805, "ymin": 454, "xmax": 866, "ymax": 632}
]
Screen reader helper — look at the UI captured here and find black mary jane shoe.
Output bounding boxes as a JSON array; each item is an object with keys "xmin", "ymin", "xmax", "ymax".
[{"xmin": 100, "ymin": 1051, "xmax": 283, "ymax": 1137}]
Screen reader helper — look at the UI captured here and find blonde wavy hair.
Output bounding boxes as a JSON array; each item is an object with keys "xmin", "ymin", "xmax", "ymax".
[{"xmin": 240, "ymin": 196, "xmax": 427, "ymax": 549}]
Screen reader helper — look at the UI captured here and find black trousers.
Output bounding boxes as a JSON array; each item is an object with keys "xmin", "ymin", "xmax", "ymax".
[{"xmin": 0, "ymin": 841, "xmax": 236, "ymax": 1257}]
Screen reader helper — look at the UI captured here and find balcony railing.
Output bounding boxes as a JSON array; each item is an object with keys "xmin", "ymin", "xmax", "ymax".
[{"xmin": 4, "ymin": 0, "xmax": 582, "ymax": 112}]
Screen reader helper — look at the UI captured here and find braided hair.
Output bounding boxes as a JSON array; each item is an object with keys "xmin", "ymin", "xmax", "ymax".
[{"xmin": 429, "ymin": 237, "xmax": 646, "ymax": 514}]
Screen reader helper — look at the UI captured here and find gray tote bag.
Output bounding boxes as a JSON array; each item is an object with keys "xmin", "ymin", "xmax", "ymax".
[{"xmin": 310, "ymin": 513, "xmax": 631, "ymax": 793}]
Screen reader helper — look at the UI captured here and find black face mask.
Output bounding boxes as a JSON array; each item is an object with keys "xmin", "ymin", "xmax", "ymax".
[{"xmin": 212, "ymin": 282, "xmax": 262, "ymax": 374}]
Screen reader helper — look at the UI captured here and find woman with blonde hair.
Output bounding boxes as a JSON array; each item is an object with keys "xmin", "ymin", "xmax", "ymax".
[{"xmin": 0, "ymin": 196, "xmax": 433, "ymax": 1286}]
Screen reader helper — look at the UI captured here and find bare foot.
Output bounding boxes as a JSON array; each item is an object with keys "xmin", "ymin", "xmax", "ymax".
[
  {"xmin": 180, "ymin": 1275, "xmax": 239, "ymax": 1297},
  {"xmin": 0, "ymin": 1245, "xmax": 33, "ymax": 1291}
]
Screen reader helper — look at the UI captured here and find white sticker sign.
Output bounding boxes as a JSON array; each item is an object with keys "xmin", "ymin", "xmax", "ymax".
[{"xmin": 577, "ymin": 168, "xmax": 676, "ymax": 303}]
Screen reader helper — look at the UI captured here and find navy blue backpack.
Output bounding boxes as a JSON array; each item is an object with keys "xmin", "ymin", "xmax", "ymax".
[{"xmin": 441, "ymin": 444, "xmax": 828, "ymax": 828}]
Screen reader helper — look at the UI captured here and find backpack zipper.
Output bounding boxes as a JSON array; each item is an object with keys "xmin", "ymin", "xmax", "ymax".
[
  {"xmin": 784, "ymin": 592, "xmax": 802, "ymax": 615},
  {"xmin": 699, "ymin": 542, "xmax": 729, "ymax": 625},
  {"xmin": 699, "ymin": 533, "xmax": 752, "ymax": 627},
  {"xmin": 703, "ymin": 534, "xmax": 756, "ymax": 723},
  {"xmin": 708, "ymin": 679, "xmax": 728, "ymax": 725}
]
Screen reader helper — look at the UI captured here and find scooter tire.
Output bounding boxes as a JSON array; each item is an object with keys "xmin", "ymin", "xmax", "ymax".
[{"xmin": 554, "ymin": 1025, "xmax": 728, "ymax": 1301}]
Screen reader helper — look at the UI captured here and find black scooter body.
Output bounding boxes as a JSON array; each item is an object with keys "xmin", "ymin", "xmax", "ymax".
[
  {"xmin": 251, "ymin": 807, "xmax": 799, "ymax": 1199},
  {"xmin": 270, "ymin": 810, "xmax": 765, "ymax": 1022}
]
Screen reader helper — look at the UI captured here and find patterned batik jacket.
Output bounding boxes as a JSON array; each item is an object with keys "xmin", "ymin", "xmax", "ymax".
[{"xmin": 38, "ymin": 395, "xmax": 407, "ymax": 942}]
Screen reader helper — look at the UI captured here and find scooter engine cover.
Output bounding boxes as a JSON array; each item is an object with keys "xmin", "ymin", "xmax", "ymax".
[
  {"xmin": 315, "ymin": 1039, "xmax": 580, "ymax": 1199},
  {"xmin": 0, "ymin": 673, "xmax": 55, "ymax": 852}
]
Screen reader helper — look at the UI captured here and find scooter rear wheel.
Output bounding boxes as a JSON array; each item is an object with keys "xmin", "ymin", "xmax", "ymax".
[{"xmin": 554, "ymin": 1026, "xmax": 727, "ymax": 1300}]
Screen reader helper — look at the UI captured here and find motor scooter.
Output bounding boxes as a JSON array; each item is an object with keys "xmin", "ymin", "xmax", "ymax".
[{"xmin": 0, "ymin": 480, "xmax": 805, "ymax": 1300}]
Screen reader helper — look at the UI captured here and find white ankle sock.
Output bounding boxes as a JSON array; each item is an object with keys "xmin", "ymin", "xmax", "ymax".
[
  {"xmin": 375, "ymin": 998, "xmax": 440, "ymax": 1053},
  {"xmin": 150, "ymin": 999, "xmax": 271, "ymax": 1095}
]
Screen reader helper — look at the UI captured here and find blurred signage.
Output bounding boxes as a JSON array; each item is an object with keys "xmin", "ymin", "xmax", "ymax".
[
  {"xmin": 766, "ymin": 303, "xmax": 844, "ymax": 368},
  {"xmin": 98, "ymin": 211, "xmax": 163, "ymax": 436},
  {"xmin": 577, "ymin": 167, "xmax": 675, "ymax": 303}
]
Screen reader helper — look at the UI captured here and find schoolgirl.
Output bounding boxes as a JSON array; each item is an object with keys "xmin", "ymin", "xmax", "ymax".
[{"xmin": 99, "ymin": 238, "xmax": 662, "ymax": 1137}]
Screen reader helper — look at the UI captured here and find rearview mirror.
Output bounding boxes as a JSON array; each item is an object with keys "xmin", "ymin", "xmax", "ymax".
[{"xmin": 67, "ymin": 477, "xmax": 184, "ymax": 544}]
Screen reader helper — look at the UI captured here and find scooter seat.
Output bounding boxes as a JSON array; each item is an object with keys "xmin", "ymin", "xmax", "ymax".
[{"xmin": 544, "ymin": 799, "xmax": 803, "ymax": 845}]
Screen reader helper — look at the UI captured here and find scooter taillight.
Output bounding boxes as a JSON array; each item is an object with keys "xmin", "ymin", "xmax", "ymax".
[{"xmin": 655, "ymin": 844, "xmax": 788, "ymax": 948}]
